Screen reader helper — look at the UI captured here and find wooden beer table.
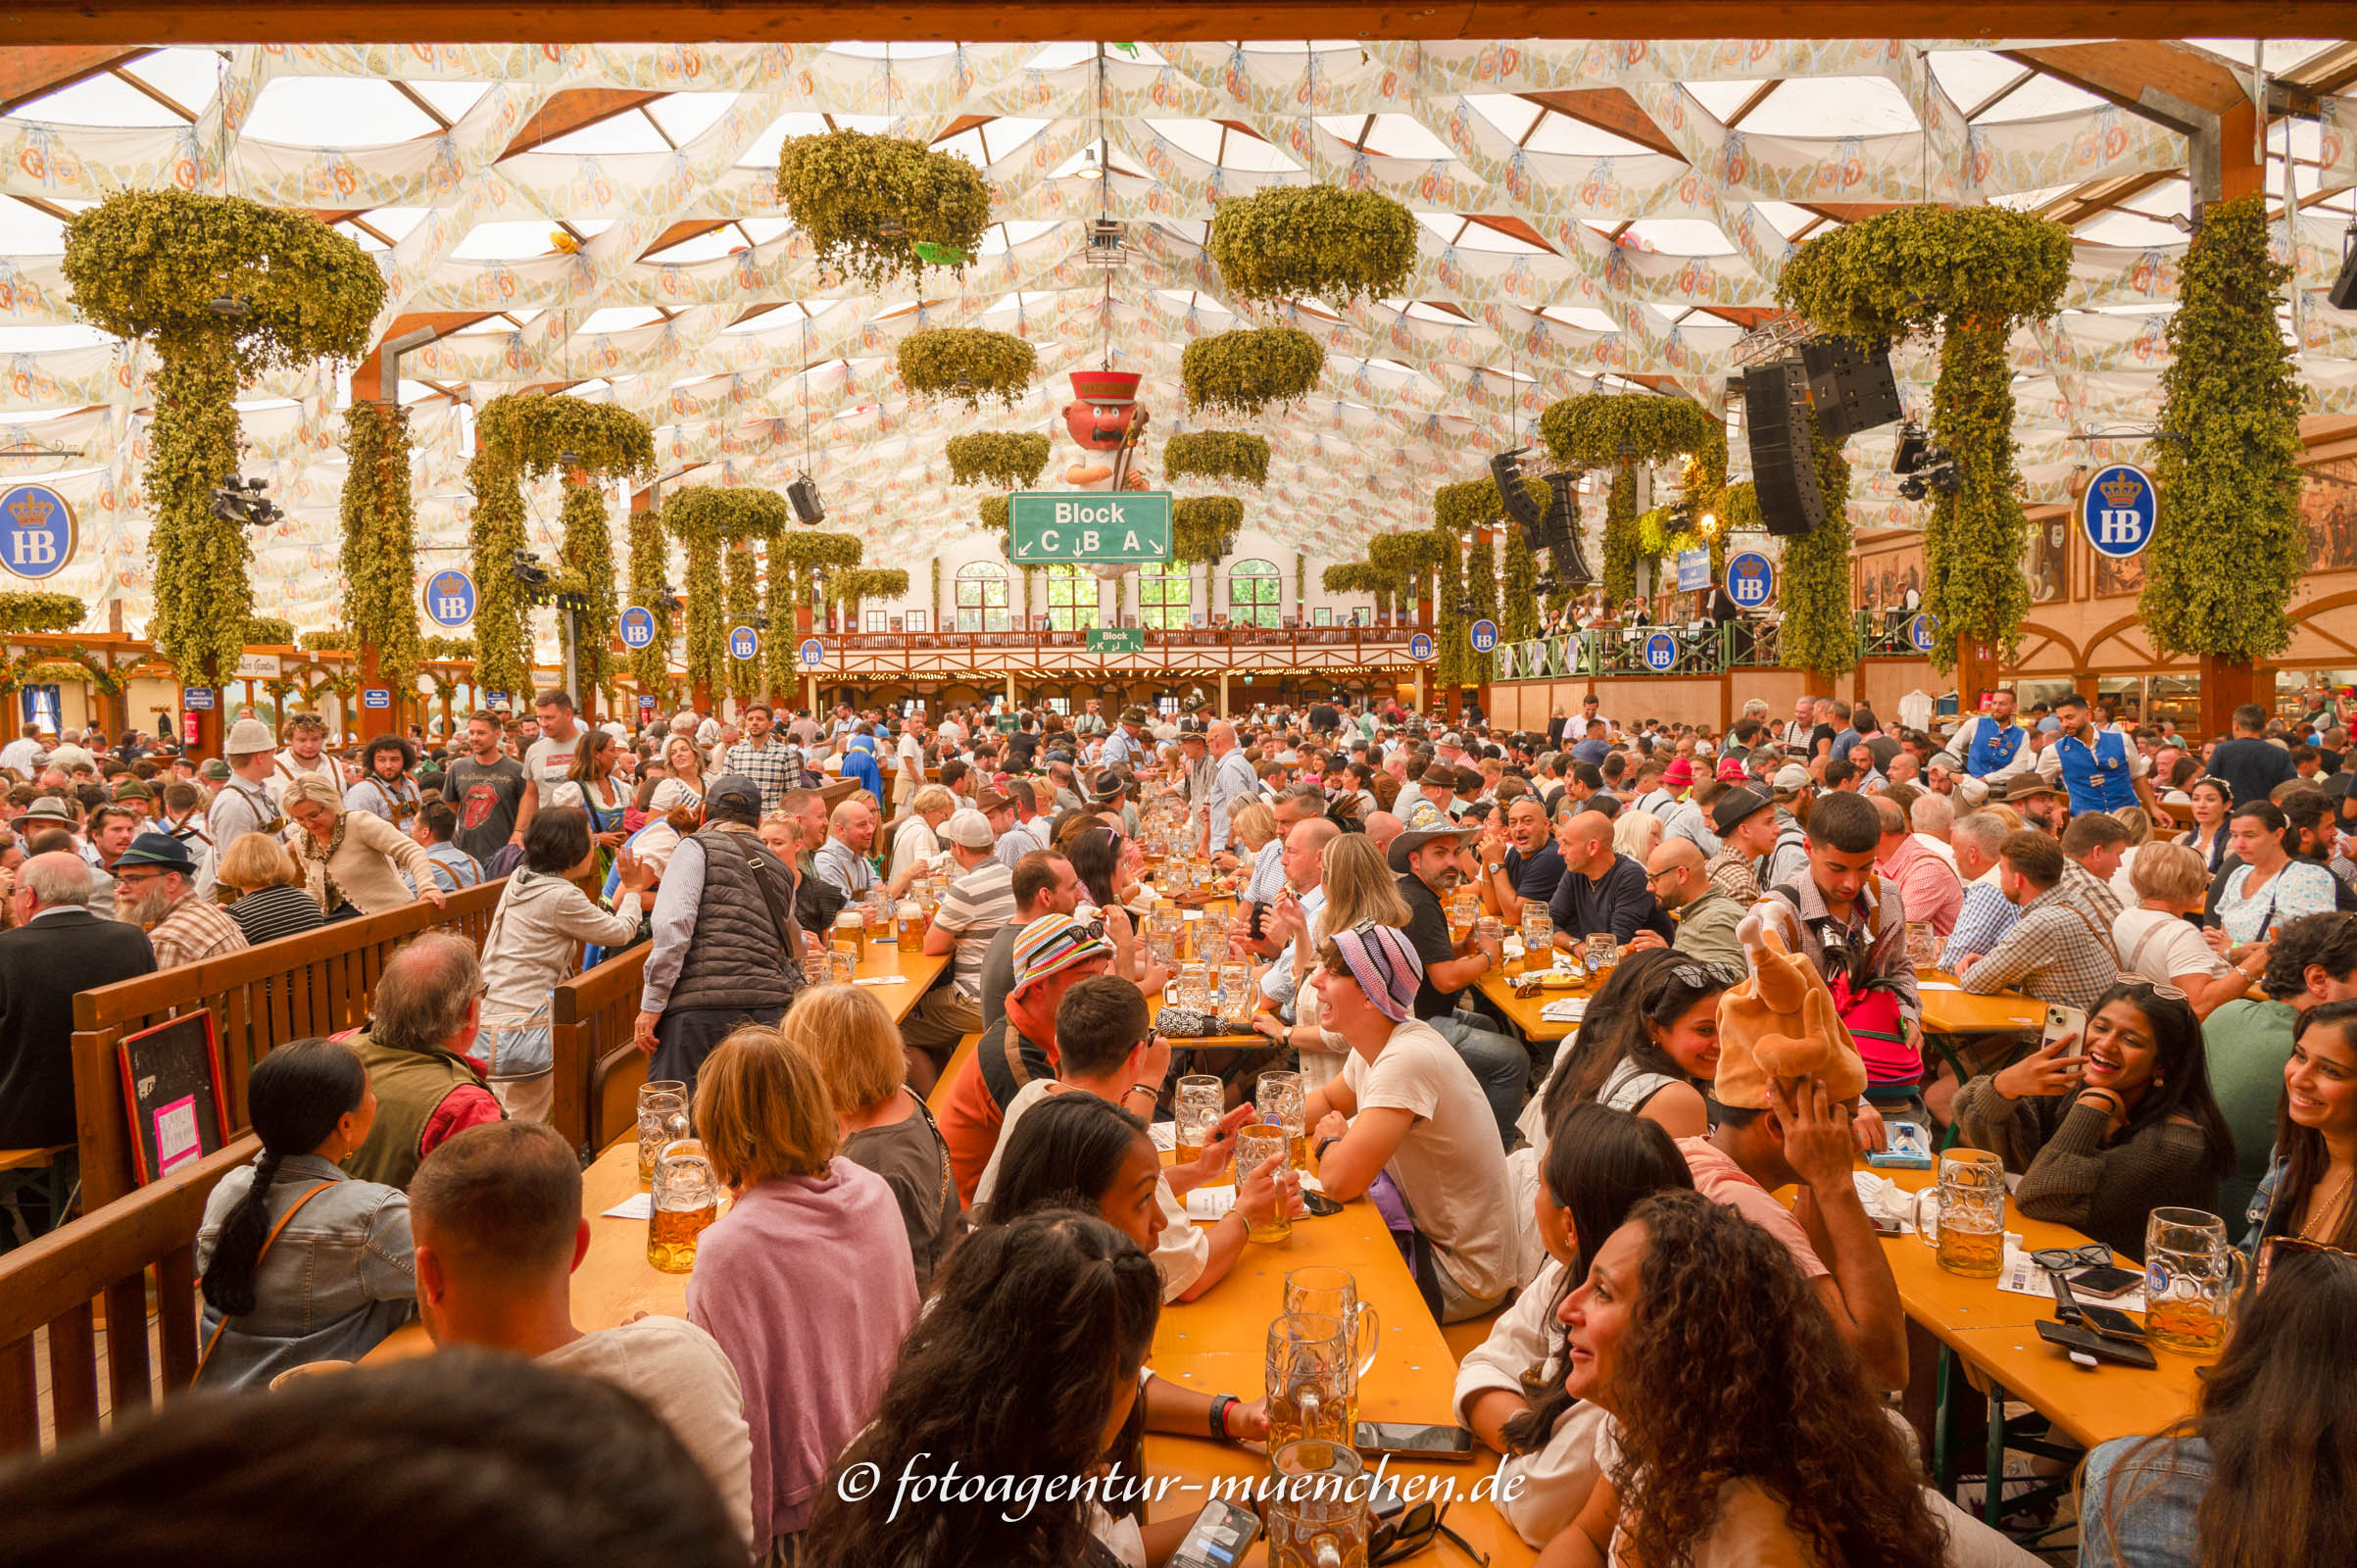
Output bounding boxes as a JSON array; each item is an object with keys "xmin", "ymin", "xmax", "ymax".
[{"xmin": 1477, "ymin": 967, "xmax": 2044, "ymax": 1048}]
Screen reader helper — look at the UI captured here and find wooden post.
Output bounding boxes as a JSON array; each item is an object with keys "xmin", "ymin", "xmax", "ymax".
[
  {"xmin": 2198, "ymin": 654, "xmax": 2262, "ymax": 743},
  {"xmin": 1955, "ymin": 638, "xmax": 2002, "ymax": 718}
]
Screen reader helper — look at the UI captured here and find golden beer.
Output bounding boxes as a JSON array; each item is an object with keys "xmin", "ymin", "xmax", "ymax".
[
  {"xmin": 1174, "ymin": 1135, "xmax": 1207, "ymax": 1167},
  {"xmin": 1292, "ymin": 1132, "xmax": 1314, "ymax": 1173},
  {"xmin": 896, "ymin": 900, "xmax": 925, "ymax": 952},
  {"xmin": 2145, "ymin": 1297, "xmax": 2227, "ymax": 1354},
  {"xmin": 647, "ymin": 1202, "xmax": 716, "ymax": 1273},
  {"xmin": 1266, "ymin": 1387, "xmax": 1358, "ymax": 1449},
  {"xmin": 1934, "ymin": 1215, "xmax": 2004, "ymax": 1278},
  {"xmin": 1236, "ymin": 1124, "xmax": 1292, "ymax": 1243}
]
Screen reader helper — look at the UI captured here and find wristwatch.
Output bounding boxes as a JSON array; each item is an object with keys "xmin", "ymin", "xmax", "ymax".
[{"xmin": 1486, "ymin": 861, "xmax": 1504, "ymax": 876}]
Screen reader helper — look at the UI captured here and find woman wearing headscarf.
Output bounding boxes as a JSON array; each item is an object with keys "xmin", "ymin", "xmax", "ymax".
[{"xmin": 283, "ymin": 774, "xmax": 449, "ymax": 919}]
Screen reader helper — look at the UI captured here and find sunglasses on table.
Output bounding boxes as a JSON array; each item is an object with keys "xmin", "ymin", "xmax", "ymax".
[
  {"xmin": 2030, "ymin": 1243, "xmax": 2115, "ymax": 1273},
  {"xmin": 1372, "ymin": 1498, "xmax": 1488, "ymax": 1566}
]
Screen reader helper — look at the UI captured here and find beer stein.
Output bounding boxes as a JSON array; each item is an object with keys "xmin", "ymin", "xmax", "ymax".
[
  {"xmin": 1265, "ymin": 1439, "xmax": 1371, "ymax": 1568},
  {"xmin": 1218, "ymin": 961, "xmax": 1256, "ymax": 1030},
  {"xmin": 1176, "ymin": 961, "xmax": 1211, "ymax": 1013},
  {"xmin": 1910, "ymin": 1149, "xmax": 2007, "ymax": 1277},
  {"xmin": 648, "ymin": 1139, "xmax": 719, "ymax": 1274},
  {"xmin": 1255, "ymin": 1070, "xmax": 1308, "ymax": 1172},
  {"xmin": 2144, "ymin": 1207, "xmax": 2247, "ymax": 1354},
  {"xmin": 1173, "ymin": 1075, "xmax": 1223, "ymax": 1166},
  {"xmin": 635, "ymin": 1086, "xmax": 689, "ymax": 1184},
  {"xmin": 1284, "ymin": 1266, "xmax": 1379, "ymax": 1378},
  {"xmin": 1264, "ymin": 1312, "xmax": 1356, "ymax": 1446},
  {"xmin": 1235, "ymin": 1124, "xmax": 1293, "ymax": 1242}
]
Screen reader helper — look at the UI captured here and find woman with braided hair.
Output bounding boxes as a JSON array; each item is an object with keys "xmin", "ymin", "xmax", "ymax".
[{"xmin": 193, "ymin": 1039, "xmax": 417, "ymax": 1388}]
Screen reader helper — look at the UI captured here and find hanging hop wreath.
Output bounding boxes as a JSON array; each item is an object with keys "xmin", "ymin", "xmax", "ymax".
[
  {"xmin": 1172, "ymin": 498, "xmax": 1246, "ymax": 564},
  {"xmin": 775, "ymin": 129, "xmax": 992, "ymax": 292},
  {"xmin": 1539, "ymin": 392, "xmax": 1724, "ymax": 471},
  {"xmin": 1205, "ymin": 185, "xmax": 1420, "ymax": 308},
  {"xmin": 0, "ymin": 592, "xmax": 88, "ymax": 636},
  {"xmin": 898, "ymin": 328, "xmax": 1037, "ymax": 410},
  {"xmin": 1161, "ymin": 431, "xmax": 1270, "ymax": 488},
  {"xmin": 946, "ymin": 432, "xmax": 1053, "ymax": 488},
  {"xmin": 1181, "ymin": 328, "xmax": 1325, "ymax": 417},
  {"xmin": 242, "ymin": 615, "xmax": 295, "ymax": 647}
]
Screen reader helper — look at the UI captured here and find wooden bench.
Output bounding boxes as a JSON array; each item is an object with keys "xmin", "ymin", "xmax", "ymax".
[
  {"xmin": 0, "ymin": 1145, "xmax": 73, "ymax": 1248},
  {"xmin": 928, "ymin": 1033, "xmax": 982, "ymax": 1116}
]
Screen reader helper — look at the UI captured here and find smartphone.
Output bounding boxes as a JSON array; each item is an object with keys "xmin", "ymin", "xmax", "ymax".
[
  {"xmin": 2041, "ymin": 1004, "xmax": 2088, "ymax": 1056},
  {"xmin": 1354, "ymin": 1421, "xmax": 1476, "ymax": 1461},
  {"xmin": 2068, "ymin": 1265, "xmax": 2144, "ymax": 1300},
  {"xmin": 1167, "ymin": 1499, "xmax": 1259, "ymax": 1568},
  {"xmin": 2050, "ymin": 1273, "xmax": 2147, "ymax": 1343},
  {"xmin": 1301, "ymin": 1189, "xmax": 1345, "ymax": 1217},
  {"xmin": 2036, "ymin": 1318, "xmax": 2158, "ymax": 1369}
]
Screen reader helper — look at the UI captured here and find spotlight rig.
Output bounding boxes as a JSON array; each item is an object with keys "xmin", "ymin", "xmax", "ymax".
[
  {"xmin": 208, "ymin": 476, "xmax": 282, "ymax": 529},
  {"xmin": 1891, "ymin": 419, "xmax": 1959, "ymax": 502}
]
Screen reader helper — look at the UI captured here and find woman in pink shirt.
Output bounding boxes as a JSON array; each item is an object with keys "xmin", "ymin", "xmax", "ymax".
[{"xmin": 688, "ymin": 1025, "xmax": 919, "ymax": 1564}]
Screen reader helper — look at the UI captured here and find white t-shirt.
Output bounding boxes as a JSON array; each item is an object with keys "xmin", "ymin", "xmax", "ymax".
[
  {"xmin": 2112, "ymin": 906, "xmax": 2230, "ymax": 986},
  {"xmin": 1342, "ymin": 1019, "xmax": 1516, "ymax": 1303},
  {"xmin": 974, "ymin": 1079, "xmax": 1208, "ymax": 1300},
  {"xmin": 896, "ymin": 733, "xmax": 924, "ymax": 777},
  {"xmin": 540, "ymin": 1315, "xmax": 756, "ymax": 1551},
  {"xmin": 523, "ymin": 731, "xmax": 584, "ymax": 793}
]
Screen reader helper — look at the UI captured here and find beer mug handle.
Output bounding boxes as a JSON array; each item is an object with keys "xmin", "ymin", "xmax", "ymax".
[
  {"xmin": 2222, "ymin": 1247, "xmax": 2249, "ymax": 1311},
  {"xmin": 1351, "ymin": 1304, "xmax": 1381, "ymax": 1380},
  {"xmin": 1911, "ymin": 1188, "xmax": 1940, "ymax": 1246},
  {"xmin": 1307, "ymin": 1536, "xmax": 1348, "ymax": 1568}
]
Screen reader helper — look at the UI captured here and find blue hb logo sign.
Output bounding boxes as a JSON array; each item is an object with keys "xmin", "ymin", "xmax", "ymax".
[
  {"xmin": 729, "ymin": 625, "xmax": 759, "ymax": 661},
  {"xmin": 2081, "ymin": 464, "xmax": 2158, "ymax": 559},
  {"xmin": 619, "ymin": 606, "xmax": 657, "ymax": 648},
  {"xmin": 0, "ymin": 483, "xmax": 75, "ymax": 581},
  {"xmin": 1469, "ymin": 618, "xmax": 1498, "ymax": 653},
  {"xmin": 1644, "ymin": 632, "xmax": 1678, "ymax": 672},
  {"xmin": 1408, "ymin": 633, "xmax": 1435, "ymax": 662},
  {"xmin": 423, "ymin": 569, "xmax": 476, "ymax": 628},
  {"xmin": 799, "ymin": 638, "xmax": 824, "ymax": 668},
  {"xmin": 1910, "ymin": 612, "xmax": 1939, "ymax": 652},
  {"xmin": 1724, "ymin": 552, "xmax": 1774, "ymax": 608}
]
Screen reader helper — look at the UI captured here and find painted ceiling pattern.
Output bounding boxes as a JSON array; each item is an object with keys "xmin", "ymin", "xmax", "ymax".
[{"xmin": 0, "ymin": 38, "xmax": 2351, "ymax": 636}]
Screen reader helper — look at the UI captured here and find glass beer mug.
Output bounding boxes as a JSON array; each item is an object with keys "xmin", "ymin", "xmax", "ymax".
[
  {"xmin": 648, "ymin": 1138, "xmax": 719, "ymax": 1274},
  {"xmin": 1235, "ymin": 1124, "xmax": 1293, "ymax": 1243},
  {"xmin": 1173, "ymin": 1075, "xmax": 1224, "ymax": 1166},
  {"xmin": 1910, "ymin": 1149, "xmax": 2007, "ymax": 1277},
  {"xmin": 1285, "ymin": 1266, "xmax": 1379, "ymax": 1379},
  {"xmin": 1218, "ymin": 961, "xmax": 1256, "ymax": 1031},
  {"xmin": 1264, "ymin": 1312, "xmax": 1357, "ymax": 1448},
  {"xmin": 2143, "ymin": 1207, "xmax": 2247, "ymax": 1354},
  {"xmin": 1256, "ymin": 1070, "xmax": 1308, "ymax": 1173},
  {"xmin": 636, "ymin": 1085, "xmax": 689, "ymax": 1184},
  {"xmin": 1176, "ymin": 961, "xmax": 1211, "ymax": 1013},
  {"xmin": 1265, "ymin": 1439, "xmax": 1371, "ymax": 1568}
]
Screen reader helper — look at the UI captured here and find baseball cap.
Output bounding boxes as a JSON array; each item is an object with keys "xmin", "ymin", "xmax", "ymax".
[
  {"xmin": 222, "ymin": 718, "xmax": 276, "ymax": 758},
  {"xmin": 1009, "ymin": 914, "xmax": 1116, "ymax": 1001},
  {"xmin": 703, "ymin": 774, "xmax": 763, "ymax": 817},
  {"xmin": 1710, "ymin": 785, "xmax": 1775, "ymax": 836},
  {"xmin": 1329, "ymin": 922, "xmax": 1424, "ymax": 1024},
  {"xmin": 940, "ymin": 808, "xmax": 995, "ymax": 850},
  {"xmin": 1772, "ymin": 764, "xmax": 1812, "ymax": 793}
]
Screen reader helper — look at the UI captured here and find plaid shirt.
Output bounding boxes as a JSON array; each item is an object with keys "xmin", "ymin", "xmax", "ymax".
[
  {"xmin": 2061, "ymin": 861, "xmax": 2124, "ymax": 926},
  {"xmin": 1706, "ymin": 840, "xmax": 1761, "ymax": 904},
  {"xmin": 1961, "ymin": 885, "xmax": 2118, "ymax": 1011},
  {"xmin": 145, "ymin": 895, "xmax": 249, "ymax": 970},
  {"xmin": 720, "ymin": 736, "xmax": 801, "ymax": 812}
]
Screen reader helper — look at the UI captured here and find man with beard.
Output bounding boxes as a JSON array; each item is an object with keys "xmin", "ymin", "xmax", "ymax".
[
  {"xmin": 345, "ymin": 735, "xmax": 424, "ymax": 828},
  {"xmin": 112, "ymin": 833, "xmax": 246, "ymax": 969},
  {"xmin": 2002, "ymin": 774, "xmax": 2067, "ymax": 836},
  {"xmin": 1390, "ymin": 822, "xmax": 1529, "ymax": 1146}
]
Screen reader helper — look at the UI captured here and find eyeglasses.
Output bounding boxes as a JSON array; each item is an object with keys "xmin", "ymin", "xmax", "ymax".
[
  {"xmin": 1671, "ymin": 960, "xmax": 1744, "ymax": 990},
  {"xmin": 2030, "ymin": 1243, "xmax": 2114, "ymax": 1273},
  {"xmin": 2116, "ymin": 978, "xmax": 2189, "ymax": 1003},
  {"xmin": 1372, "ymin": 1498, "xmax": 1487, "ymax": 1566}
]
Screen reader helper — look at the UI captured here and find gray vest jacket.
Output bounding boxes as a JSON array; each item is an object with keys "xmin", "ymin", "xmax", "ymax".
[{"xmin": 666, "ymin": 825, "xmax": 806, "ymax": 1014}]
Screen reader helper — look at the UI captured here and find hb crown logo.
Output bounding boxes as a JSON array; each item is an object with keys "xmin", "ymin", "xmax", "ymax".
[
  {"xmin": 2082, "ymin": 464, "xmax": 2158, "ymax": 560},
  {"xmin": 0, "ymin": 483, "xmax": 74, "ymax": 579},
  {"xmin": 2096, "ymin": 472, "xmax": 2143, "ymax": 508}
]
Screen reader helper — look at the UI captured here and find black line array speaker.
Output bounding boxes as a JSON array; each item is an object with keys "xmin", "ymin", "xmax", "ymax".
[
  {"xmin": 1799, "ymin": 335, "xmax": 1904, "ymax": 443},
  {"xmin": 1744, "ymin": 361, "xmax": 1828, "ymax": 538}
]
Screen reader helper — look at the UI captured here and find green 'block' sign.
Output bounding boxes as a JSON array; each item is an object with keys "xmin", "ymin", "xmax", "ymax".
[
  {"xmin": 1008, "ymin": 491, "xmax": 1172, "ymax": 564},
  {"xmin": 1087, "ymin": 626, "xmax": 1146, "ymax": 654}
]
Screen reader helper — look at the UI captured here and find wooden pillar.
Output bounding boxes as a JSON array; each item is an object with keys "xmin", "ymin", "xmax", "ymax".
[
  {"xmin": 1956, "ymin": 638, "xmax": 2002, "ymax": 717},
  {"xmin": 2199, "ymin": 655, "xmax": 2263, "ymax": 743}
]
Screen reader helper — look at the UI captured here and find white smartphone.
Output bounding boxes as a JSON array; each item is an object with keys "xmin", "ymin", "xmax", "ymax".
[{"xmin": 2041, "ymin": 1003, "xmax": 2088, "ymax": 1056}]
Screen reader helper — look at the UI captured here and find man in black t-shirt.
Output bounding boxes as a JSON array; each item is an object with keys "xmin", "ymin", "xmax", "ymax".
[
  {"xmin": 2209, "ymin": 703, "xmax": 2294, "ymax": 816},
  {"xmin": 1307, "ymin": 700, "xmax": 1340, "ymax": 735},
  {"xmin": 1387, "ymin": 822, "xmax": 1527, "ymax": 1147},
  {"xmin": 444, "ymin": 710, "xmax": 532, "ymax": 863}
]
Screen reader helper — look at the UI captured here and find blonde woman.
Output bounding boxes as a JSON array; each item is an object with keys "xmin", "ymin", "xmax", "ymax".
[
  {"xmin": 686, "ymin": 1024, "xmax": 920, "ymax": 1562},
  {"xmin": 2114, "ymin": 840, "xmax": 2255, "ymax": 1018},
  {"xmin": 661, "ymin": 733, "xmax": 708, "ymax": 808},
  {"xmin": 789, "ymin": 983, "xmax": 964, "ymax": 1289},
  {"xmin": 1612, "ymin": 808, "xmax": 1664, "ymax": 864},
  {"xmin": 214, "ymin": 831, "xmax": 327, "ymax": 947},
  {"xmin": 888, "ymin": 784, "xmax": 955, "ymax": 886},
  {"xmin": 282, "ymin": 776, "xmax": 447, "ymax": 919},
  {"xmin": 1251, "ymin": 833, "xmax": 1411, "ymax": 1085}
]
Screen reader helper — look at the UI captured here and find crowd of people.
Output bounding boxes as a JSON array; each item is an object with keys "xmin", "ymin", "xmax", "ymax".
[{"xmin": 5, "ymin": 680, "xmax": 2355, "ymax": 1568}]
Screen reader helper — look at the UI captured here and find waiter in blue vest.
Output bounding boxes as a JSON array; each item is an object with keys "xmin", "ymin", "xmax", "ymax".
[
  {"xmin": 2034, "ymin": 690, "xmax": 2152, "ymax": 817},
  {"xmin": 1947, "ymin": 687, "xmax": 2032, "ymax": 789}
]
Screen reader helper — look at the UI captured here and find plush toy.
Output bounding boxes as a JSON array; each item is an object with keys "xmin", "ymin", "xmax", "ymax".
[{"xmin": 1713, "ymin": 906, "xmax": 1868, "ymax": 1109}]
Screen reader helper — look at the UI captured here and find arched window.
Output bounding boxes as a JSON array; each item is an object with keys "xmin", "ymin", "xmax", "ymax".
[
  {"xmin": 1043, "ymin": 564, "xmax": 1100, "ymax": 632},
  {"xmin": 1228, "ymin": 557, "xmax": 1282, "ymax": 628},
  {"xmin": 1137, "ymin": 564, "xmax": 1191, "ymax": 629},
  {"xmin": 956, "ymin": 561, "xmax": 1009, "ymax": 632}
]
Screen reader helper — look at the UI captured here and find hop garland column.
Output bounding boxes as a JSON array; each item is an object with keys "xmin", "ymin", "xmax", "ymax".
[
  {"xmin": 662, "ymin": 487, "xmax": 792, "ymax": 712},
  {"xmin": 61, "ymin": 190, "xmax": 382, "ymax": 756},
  {"xmin": 626, "ymin": 500, "xmax": 672, "ymax": 713},
  {"xmin": 560, "ymin": 471, "xmax": 621, "ymax": 714},
  {"xmin": 1501, "ymin": 531, "xmax": 1539, "ymax": 644},
  {"xmin": 2139, "ymin": 193, "xmax": 2307, "ymax": 736},
  {"xmin": 725, "ymin": 540, "xmax": 761, "ymax": 708},
  {"xmin": 340, "ymin": 401, "xmax": 423, "ymax": 732}
]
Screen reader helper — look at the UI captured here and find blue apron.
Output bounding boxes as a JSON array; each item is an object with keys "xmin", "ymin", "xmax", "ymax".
[
  {"xmin": 1964, "ymin": 717, "xmax": 2023, "ymax": 777},
  {"xmin": 2055, "ymin": 730, "xmax": 2136, "ymax": 813}
]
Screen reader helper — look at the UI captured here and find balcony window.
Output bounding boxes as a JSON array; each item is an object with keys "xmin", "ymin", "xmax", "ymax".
[
  {"xmin": 956, "ymin": 562, "xmax": 1009, "ymax": 633},
  {"xmin": 1229, "ymin": 558, "xmax": 1282, "ymax": 628},
  {"xmin": 1138, "ymin": 564, "xmax": 1191, "ymax": 629}
]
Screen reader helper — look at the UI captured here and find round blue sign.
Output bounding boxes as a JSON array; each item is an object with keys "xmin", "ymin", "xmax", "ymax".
[
  {"xmin": 1909, "ymin": 612, "xmax": 1939, "ymax": 653},
  {"xmin": 1723, "ymin": 551, "xmax": 1776, "ymax": 609},
  {"xmin": 1643, "ymin": 631, "xmax": 1678, "ymax": 672},
  {"xmin": 728, "ymin": 624, "xmax": 759, "ymax": 661},
  {"xmin": 1408, "ymin": 632, "xmax": 1435, "ymax": 662},
  {"xmin": 798, "ymin": 637, "xmax": 824, "ymax": 668},
  {"xmin": 423, "ymin": 568, "xmax": 477, "ymax": 629},
  {"xmin": 618, "ymin": 605, "xmax": 657, "ymax": 649},
  {"xmin": 0, "ymin": 483, "xmax": 76, "ymax": 581},
  {"xmin": 2081, "ymin": 463, "xmax": 2159, "ymax": 559},
  {"xmin": 1469, "ymin": 618, "xmax": 1498, "ymax": 653}
]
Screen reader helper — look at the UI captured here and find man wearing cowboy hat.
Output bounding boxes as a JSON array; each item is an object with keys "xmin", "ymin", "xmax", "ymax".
[
  {"xmin": 1388, "ymin": 820, "xmax": 1530, "ymax": 1147},
  {"xmin": 113, "ymin": 833, "xmax": 247, "ymax": 970},
  {"xmin": 2002, "ymin": 771, "xmax": 2066, "ymax": 835},
  {"xmin": 210, "ymin": 717, "xmax": 288, "ymax": 852}
]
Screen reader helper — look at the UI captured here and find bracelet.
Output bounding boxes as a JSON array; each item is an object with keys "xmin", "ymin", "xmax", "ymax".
[
  {"xmin": 1129, "ymin": 1083, "xmax": 1160, "ymax": 1103},
  {"xmin": 1209, "ymin": 1394, "xmax": 1237, "ymax": 1441},
  {"xmin": 1316, "ymin": 1135, "xmax": 1343, "ymax": 1159}
]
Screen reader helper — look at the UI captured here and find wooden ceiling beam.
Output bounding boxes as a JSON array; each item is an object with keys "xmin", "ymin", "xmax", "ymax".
[
  {"xmin": 502, "ymin": 87, "xmax": 665, "ymax": 158},
  {"xmin": 0, "ymin": 45, "xmax": 150, "ymax": 115},
  {"xmin": 2000, "ymin": 41, "xmax": 2251, "ymax": 119},
  {"xmin": 1521, "ymin": 88, "xmax": 1680, "ymax": 158},
  {"xmin": 9, "ymin": 2, "xmax": 2349, "ymax": 44}
]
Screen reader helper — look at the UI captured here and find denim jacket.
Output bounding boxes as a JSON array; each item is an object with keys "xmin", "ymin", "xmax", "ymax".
[
  {"xmin": 2078, "ymin": 1433, "xmax": 2208, "ymax": 1568},
  {"xmin": 2242, "ymin": 1145, "xmax": 2291, "ymax": 1264},
  {"xmin": 193, "ymin": 1153, "xmax": 417, "ymax": 1389}
]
